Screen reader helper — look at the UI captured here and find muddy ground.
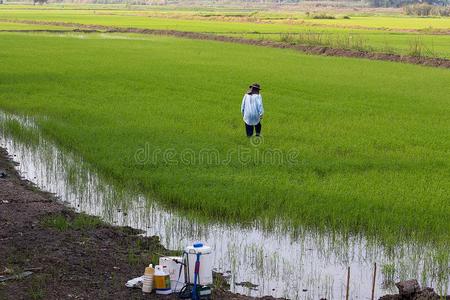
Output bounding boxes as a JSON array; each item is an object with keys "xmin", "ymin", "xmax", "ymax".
[{"xmin": 0, "ymin": 147, "xmax": 277, "ymax": 300}]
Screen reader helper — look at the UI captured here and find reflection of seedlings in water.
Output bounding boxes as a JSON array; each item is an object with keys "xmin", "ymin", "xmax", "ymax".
[
  {"xmin": 321, "ymin": 274, "xmax": 334, "ymax": 300},
  {"xmin": 421, "ymin": 260, "xmax": 428, "ymax": 289},
  {"xmin": 434, "ymin": 250, "xmax": 450, "ymax": 296},
  {"xmin": 66, "ymin": 164, "xmax": 78, "ymax": 187},
  {"xmin": 1, "ymin": 119, "xmax": 40, "ymax": 147},
  {"xmin": 228, "ymin": 248, "xmax": 238, "ymax": 274},
  {"xmin": 382, "ymin": 263, "xmax": 396, "ymax": 289},
  {"xmin": 255, "ymin": 247, "xmax": 265, "ymax": 276}
]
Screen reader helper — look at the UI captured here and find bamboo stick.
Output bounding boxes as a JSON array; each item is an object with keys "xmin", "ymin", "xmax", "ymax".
[
  {"xmin": 346, "ymin": 266, "xmax": 350, "ymax": 300},
  {"xmin": 371, "ymin": 262, "xmax": 377, "ymax": 300}
]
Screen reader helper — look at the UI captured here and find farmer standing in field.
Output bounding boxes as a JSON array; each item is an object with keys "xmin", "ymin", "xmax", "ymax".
[{"xmin": 241, "ymin": 83, "xmax": 264, "ymax": 137}]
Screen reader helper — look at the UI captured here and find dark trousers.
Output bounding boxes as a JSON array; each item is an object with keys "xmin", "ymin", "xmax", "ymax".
[{"xmin": 245, "ymin": 122, "xmax": 261, "ymax": 137}]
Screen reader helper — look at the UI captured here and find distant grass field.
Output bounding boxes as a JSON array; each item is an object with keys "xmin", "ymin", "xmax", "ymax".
[
  {"xmin": 299, "ymin": 15, "xmax": 450, "ymax": 30},
  {"xmin": 0, "ymin": 6, "xmax": 449, "ymax": 58},
  {"xmin": 0, "ymin": 21, "xmax": 68, "ymax": 30},
  {"xmin": 103, "ymin": 9, "xmax": 450, "ymax": 30},
  {"xmin": 0, "ymin": 32, "xmax": 449, "ymax": 245},
  {"xmin": 4, "ymin": 6, "xmax": 449, "ymax": 30}
]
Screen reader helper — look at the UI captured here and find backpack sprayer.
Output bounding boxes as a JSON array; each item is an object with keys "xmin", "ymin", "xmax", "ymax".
[{"xmin": 176, "ymin": 243, "xmax": 212, "ymax": 300}]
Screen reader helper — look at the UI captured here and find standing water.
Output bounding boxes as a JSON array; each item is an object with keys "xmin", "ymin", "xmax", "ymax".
[{"xmin": 0, "ymin": 111, "xmax": 448, "ymax": 300}]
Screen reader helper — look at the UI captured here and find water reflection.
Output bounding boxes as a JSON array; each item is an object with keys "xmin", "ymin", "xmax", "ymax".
[{"xmin": 0, "ymin": 112, "xmax": 448, "ymax": 299}]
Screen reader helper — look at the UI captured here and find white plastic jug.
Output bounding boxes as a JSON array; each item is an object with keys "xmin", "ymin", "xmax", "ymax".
[
  {"xmin": 159, "ymin": 256, "xmax": 184, "ymax": 292},
  {"xmin": 185, "ymin": 242, "xmax": 213, "ymax": 285}
]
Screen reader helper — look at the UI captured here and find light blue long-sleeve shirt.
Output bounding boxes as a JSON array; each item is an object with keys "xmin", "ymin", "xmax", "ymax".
[{"xmin": 241, "ymin": 93, "xmax": 264, "ymax": 126}]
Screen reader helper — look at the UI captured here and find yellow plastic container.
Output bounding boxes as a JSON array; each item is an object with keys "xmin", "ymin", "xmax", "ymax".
[{"xmin": 153, "ymin": 265, "xmax": 171, "ymax": 295}]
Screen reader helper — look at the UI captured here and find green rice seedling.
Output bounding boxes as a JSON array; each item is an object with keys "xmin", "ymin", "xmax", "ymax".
[
  {"xmin": 1, "ymin": 119, "xmax": 40, "ymax": 146},
  {"xmin": 381, "ymin": 263, "xmax": 396, "ymax": 288}
]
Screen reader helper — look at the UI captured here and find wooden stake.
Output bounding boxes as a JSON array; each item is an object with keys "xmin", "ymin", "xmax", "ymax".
[
  {"xmin": 346, "ymin": 266, "xmax": 350, "ymax": 300},
  {"xmin": 371, "ymin": 262, "xmax": 377, "ymax": 300}
]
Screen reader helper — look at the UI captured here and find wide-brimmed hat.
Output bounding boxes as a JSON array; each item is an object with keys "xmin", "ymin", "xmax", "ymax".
[{"xmin": 249, "ymin": 83, "xmax": 261, "ymax": 90}]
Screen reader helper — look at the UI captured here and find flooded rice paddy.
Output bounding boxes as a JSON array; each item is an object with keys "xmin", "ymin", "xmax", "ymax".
[{"xmin": 0, "ymin": 111, "xmax": 448, "ymax": 300}]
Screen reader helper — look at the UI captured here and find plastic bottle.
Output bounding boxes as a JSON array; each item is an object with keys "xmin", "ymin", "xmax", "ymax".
[
  {"xmin": 142, "ymin": 264, "xmax": 155, "ymax": 293},
  {"xmin": 153, "ymin": 265, "xmax": 172, "ymax": 295}
]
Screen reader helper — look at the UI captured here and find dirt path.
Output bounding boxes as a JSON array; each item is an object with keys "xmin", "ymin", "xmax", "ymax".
[
  {"xmin": 1, "ymin": 19, "xmax": 450, "ymax": 69},
  {"xmin": 0, "ymin": 147, "xmax": 277, "ymax": 300}
]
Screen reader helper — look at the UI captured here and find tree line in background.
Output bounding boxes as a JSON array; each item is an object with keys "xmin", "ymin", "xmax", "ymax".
[
  {"xmin": 4, "ymin": 0, "xmax": 449, "ymax": 10},
  {"xmin": 403, "ymin": 3, "xmax": 449, "ymax": 14},
  {"xmin": 370, "ymin": 0, "xmax": 448, "ymax": 8}
]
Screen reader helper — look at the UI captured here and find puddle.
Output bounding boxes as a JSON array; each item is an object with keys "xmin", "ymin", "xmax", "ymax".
[{"xmin": 0, "ymin": 111, "xmax": 449, "ymax": 299}]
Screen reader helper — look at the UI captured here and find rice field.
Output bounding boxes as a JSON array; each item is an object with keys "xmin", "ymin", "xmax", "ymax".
[
  {"xmin": 0, "ymin": 4, "xmax": 449, "ymax": 297},
  {"xmin": 0, "ymin": 30, "xmax": 449, "ymax": 248},
  {"xmin": 0, "ymin": 6, "xmax": 450, "ymax": 57}
]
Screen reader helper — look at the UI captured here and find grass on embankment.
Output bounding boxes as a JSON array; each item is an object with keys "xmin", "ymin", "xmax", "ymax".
[
  {"xmin": 0, "ymin": 7, "xmax": 450, "ymax": 58},
  {"xmin": 0, "ymin": 32, "xmax": 449, "ymax": 245},
  {"xmin": 41, "ymin": 213, "xmax": 104, "ymax": 231}
]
